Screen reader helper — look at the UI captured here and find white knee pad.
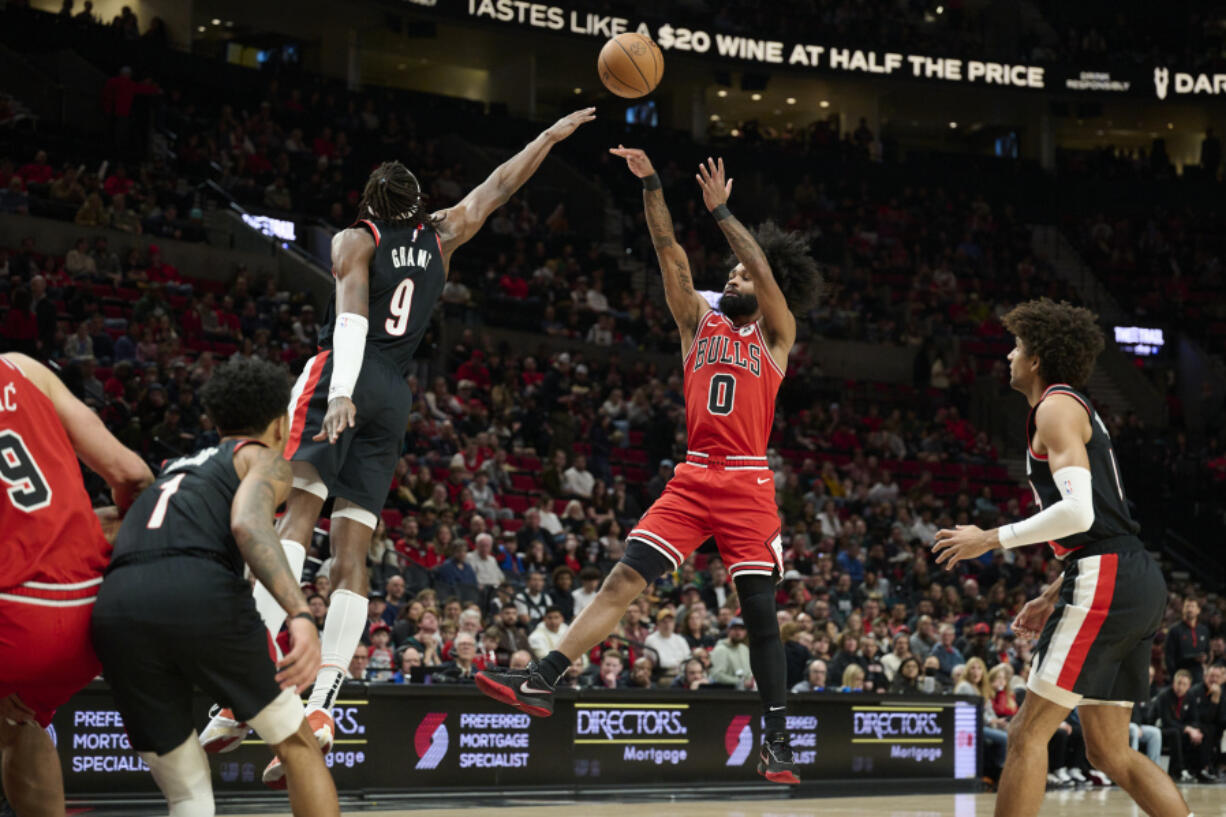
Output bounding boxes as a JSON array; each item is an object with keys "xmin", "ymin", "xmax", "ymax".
[
  {"xmin": 291, "ymin": 460, "xmax": 328, "ymax": 500},
  {"xmin": 140, "ymin": 734, "xmax": 215, "ymax": 817},
  {"xmin": 332, "ymin": 498, "xmax": 377, "ymax": 531},
  {"xmin": 248, "ymin": 688, "xmax": 305, "ymax": 747}
]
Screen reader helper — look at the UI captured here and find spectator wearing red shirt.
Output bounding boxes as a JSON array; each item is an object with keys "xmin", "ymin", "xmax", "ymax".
[
  {"xmin": 101, "ymin": 66, "xmax": 159, "ymax": 148},
  {"xmin": 312, "ymin": 127, "xmax": 336, "ymax": 159},
  {"xmin": 102, "ymin": 166, "xmax": 134, "ymax": 198},
  {"xmin": 499, "ymin": 272, "xmax": 529, "ymax": 299},
  {"xmin": 17, "ymin": 150, "xmax": 54, "ymax": 185},
  {"xmin": 455, "ymin": 350, "xmax": 490, "ymax": 389}
]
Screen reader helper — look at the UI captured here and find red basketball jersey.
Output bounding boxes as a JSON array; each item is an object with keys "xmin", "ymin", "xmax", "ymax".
[
  {"xmin": 682, "ymin": 313, "xmax": 784, "ymax": 457},
  {"xmin": 0, "ymin": 357, "xmax": 109, "ymax": 593}
]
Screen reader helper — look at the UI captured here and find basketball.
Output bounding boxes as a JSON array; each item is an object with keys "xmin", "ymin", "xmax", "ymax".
[{"xmin": 598, "ymin": 33, "xmax": 664, "ymax": 98}]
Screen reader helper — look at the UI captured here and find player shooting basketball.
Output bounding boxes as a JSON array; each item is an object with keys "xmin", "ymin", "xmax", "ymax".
[{"xmin": 477, "ymin": 149, "xmax": 822, "ymax": 784}]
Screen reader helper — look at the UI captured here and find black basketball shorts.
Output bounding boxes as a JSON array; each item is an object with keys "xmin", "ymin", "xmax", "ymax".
[
  {"xmin": 91, "ymin": 557, "xmax": 282, "ymax": 755},
  {"xmin": 284, "ymin": 349, "xmax": 412, "ymax": 516},
  {"xmin": 1028, "ymin": 548, "xmax": 1165, "ymax": 708}
]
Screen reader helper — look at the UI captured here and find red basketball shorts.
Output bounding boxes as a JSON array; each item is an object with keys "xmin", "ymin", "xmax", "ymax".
[
  {"xmin": 0, "ymin": 596, "xmax": 100, "ymax": 727},
  {"xmin": 629, "ymin": 459, "xmax": 783, "ymax": 581}
]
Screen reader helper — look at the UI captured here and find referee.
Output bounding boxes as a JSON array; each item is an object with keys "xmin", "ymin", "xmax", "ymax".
[{"xmin": 92, "ymin": 359, "xmax": 338, "ymax": 817}]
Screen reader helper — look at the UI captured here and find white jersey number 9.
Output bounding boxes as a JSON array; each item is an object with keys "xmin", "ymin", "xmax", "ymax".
[{"xmin": 385, "ymin": 278, "xmax": 416, "ymax": 337}]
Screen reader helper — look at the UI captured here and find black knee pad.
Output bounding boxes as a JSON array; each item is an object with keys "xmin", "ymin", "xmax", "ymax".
[
  {"xmin": 620, "ymin": 538, "xmax": 674, "ymax": 584},
  {"xmin": 734, "ymin": 574, "xmax": 780, "ymax": 641}
]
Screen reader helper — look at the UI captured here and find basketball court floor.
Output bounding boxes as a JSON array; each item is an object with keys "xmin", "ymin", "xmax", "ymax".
[{"xmin": 221, "ymin": 786, "xmax": 1224, "ymax": 817}]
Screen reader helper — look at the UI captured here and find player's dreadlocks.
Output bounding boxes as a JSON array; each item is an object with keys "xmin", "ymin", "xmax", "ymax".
[
  {"xmin": 200, "ymin": 358, "xmax": 291, "ymax": 437},
  {"xmin": 357, "ymin": 161, "xmax": 439, "ymax": 226},
  {"xmin": 727, "ymin": 220, "xmax": 824, "ymax": 315},
  {"xmin": 1002, "ymin": 298, "xmax": 1104, "ymax": 389}
]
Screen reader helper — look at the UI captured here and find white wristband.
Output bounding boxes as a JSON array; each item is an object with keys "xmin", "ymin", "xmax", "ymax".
[
  {"xmin": 328, "ymin": 312, "xmax": 368, "ymax": 400},
  {"xmin": 998, "ymin": 466, "xmax": 1095, "ymax": 549}
]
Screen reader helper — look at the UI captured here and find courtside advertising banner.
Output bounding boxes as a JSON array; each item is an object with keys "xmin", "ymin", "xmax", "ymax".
[{"xmin": 52, "ymin": 683, "xmax": 979, "ymax": 795}]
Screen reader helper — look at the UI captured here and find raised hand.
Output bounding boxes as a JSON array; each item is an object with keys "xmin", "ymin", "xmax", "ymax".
[
  {"xmin": 545, "ymin": 108, "xmax": 597, "ymax": 143},
  {"xmin": 695, "ymin": 156, "xmax": 733, "ymax": 211},
  {"xmin": 609, "ymin": 145, "xmax": 656, "ymax": 178}
]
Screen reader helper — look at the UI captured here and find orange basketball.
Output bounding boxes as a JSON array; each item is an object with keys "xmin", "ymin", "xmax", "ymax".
[{"xmin": 598, "ymin": 33, "xmax": 664, "ymax": 99}]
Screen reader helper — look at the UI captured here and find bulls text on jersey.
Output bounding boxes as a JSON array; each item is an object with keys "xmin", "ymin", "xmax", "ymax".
[{"xmin": 690, "ymin": 334, "xmax": 764, "ymax": 377}]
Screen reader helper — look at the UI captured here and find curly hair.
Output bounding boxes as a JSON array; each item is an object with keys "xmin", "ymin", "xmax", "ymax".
[
  {"xmin": 727, "ymin": 221, "xmax": 824, "ymax": 314},
  {"xmin": 357, "ymin": 160, "xmax": 440, "ymax": 227},
  {"xmin": 1002, "ymin": 298, "xmax": 1104, "ymax": 389},
  {"xmin": 199, "ymin": 358, "xmax": 291, "ymax": 437}
]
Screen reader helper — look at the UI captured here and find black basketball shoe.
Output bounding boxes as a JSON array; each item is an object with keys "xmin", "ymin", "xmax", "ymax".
[
  {"xmin": 758, "ymin": 730, "xmax": 800, "ymax": 784},
  {"xmin": 475, "ymin": 665, "xmax": 555, "ymax": 717}
]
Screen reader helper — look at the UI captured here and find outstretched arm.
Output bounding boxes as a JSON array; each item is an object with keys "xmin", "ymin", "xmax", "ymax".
[
  {"xmin": 695, "ymin": 157, "xmax": 795, "ymax": 350},
  {"xmin": 609, "ymin": 146, "xmax": 708, "ymax": 355},
  {"xmin": 933, "ymin": 395, "xmax": 1093, "ymax": 569},
  {"xmin": 4, "ymin": 352, "xmax": 152, "ymax": 511},
  {"xmin": 434, "ymin": 108, "xmax": 596, "ymax": 264}
]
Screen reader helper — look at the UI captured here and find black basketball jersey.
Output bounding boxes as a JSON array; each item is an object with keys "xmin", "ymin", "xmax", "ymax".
[
  {"xmin": 111, "ymin": 439, "xmax": 263, "ymax": 577},
  {"xmin": 318, "ymin": 218, "xmax": 446, "ymax": 377},
  {"xmin": 1024, "ymin": 384, "xmax": 1140, "ymax": 557}
]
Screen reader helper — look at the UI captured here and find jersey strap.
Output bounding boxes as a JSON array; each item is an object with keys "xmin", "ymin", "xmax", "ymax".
[
  {"xmin": 1040, "ymin": 384, "xmax": 1093, "ymax": 418},
  {"xmin": 354, "ymin": 219, "xmax": 382, "ymax": 247}
]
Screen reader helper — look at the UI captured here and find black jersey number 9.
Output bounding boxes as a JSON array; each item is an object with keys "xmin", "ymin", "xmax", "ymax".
[
  {"xmin": 0, "ymin": 430, "xmax": 52, "ymax": 512},
  {"xmin": 708, "ymin": 373, "xmax": 736, "ymax": 416}
]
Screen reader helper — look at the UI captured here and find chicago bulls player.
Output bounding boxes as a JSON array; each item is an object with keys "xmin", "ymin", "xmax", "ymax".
[
  {"xmin": 477, "ymin": 151, "xmax": 822, "ymax": 784},
  {"xmin": 0, "ymin": 352, "xmax": 152, "ymax": 817}
]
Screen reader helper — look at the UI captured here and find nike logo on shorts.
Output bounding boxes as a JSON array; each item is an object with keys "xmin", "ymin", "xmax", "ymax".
[
  {"xmin": 520, "ymin": 680, "xmax": 551, "ymax": 696},
  {"xmin": 769, "ymin": 705, "xmax": 786, "ymax": 711},
  {"xmin": 757, "ymin": 477, "xmax": 771, "ymax": 484}
]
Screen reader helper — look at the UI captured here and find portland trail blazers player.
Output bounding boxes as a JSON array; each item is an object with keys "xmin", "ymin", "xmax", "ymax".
[
  {"xmin": 195, "ymin": 108, "xmax": 596, "ymax": 788},
  {"xmin": 934, "ymin": 299, "xmax": 1192, "ymax": 817},
  {"xmin": 477, "ymin": 152, "xmax": 823, "ymax": 785}
]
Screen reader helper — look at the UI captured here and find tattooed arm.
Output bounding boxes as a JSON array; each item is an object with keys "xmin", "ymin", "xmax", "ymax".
[
  {"xmin": 696, "ymin": 157, "xmax": 795, "ymax": 353},
  {"xmin": 610, "ymin": 146, "xmax": 709, "ymax": 357},
  {"xmin": 230, "ymin": 445, "xmax": 309, "ymax": 618}
]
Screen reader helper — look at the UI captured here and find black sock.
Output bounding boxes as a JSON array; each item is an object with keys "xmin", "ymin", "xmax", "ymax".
[
  {"xmin": 734, "ymin": 574, "xmax": 788, "ymax": 736},
  {"xmin": 536, "ymin": 650, "xmax": 570, "ymax": 687}
]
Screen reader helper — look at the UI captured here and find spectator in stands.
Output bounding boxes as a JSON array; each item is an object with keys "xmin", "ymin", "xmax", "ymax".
[
  {"xmin": 391, "ymin": 647, "xmax": 423, "ymax": 683},
  {"xmin": 710, "ymin": 617, "xmax": 752, "ymax": 689},
  {"xmin": 888, "ymin": 657, "xmax": 922, "ymax": 694},
  {"xmin": 459, "ymin": 532, "xmax": 502, "ymax": 588},
  {"xmin": 514, "ymin": 569, "xmax": 552, "ymax": 629},
  {"xmin": 106, "ymin": 193, "xmax": 141, "ymax": 234},
  {"xmin": 436, "ymin": 631, "xmax": 479, "ymax": 683},
  {"xmin": 1166, "ymin": 597, "xmax": 1210, "ymax": 685},
  {"xmin": 676, "ymin": 657, "xmax": 712, "ymax": 690},
  {"xmin": 1154, "ymin": 669, "xmax": 1214, "ymax": 782},
  {"xmin": 74, "ymin": 193, "xmax": 106, "ymax": 228},
  {"xmin": 627, "ymin": 656, "xmax": 655, "ymax": 689},
  {"xmin": 931, "ymin": 623, "xmax": 965, "ymax": 677},
  {"xmin": 63, "ymin": 323, "xmax": 93, "ymax": 360},
  {"xmin": 436, "ymin": 542, "xmax": 477, "ymax": 589},
  {"xmin": 0, "ymin": 176, "xmax": 29, "ymax": 214},
  {"xmin": 571, "ymin": 566, "xmax": 601, "ymax": 617},
  {"xmin": 28, "ymin": 275, "xmax": 57, "ymax": 355},
  {"xmin": 792, "ymin": 658, "xmax": 828, "ymax": 693},
  {"xmin": 1190, "ymin": 661, "xmax": 1225, "ymax": 774},
  {"xmin": 583, "ymin": 649, "xmax": 626, "ymax": 689},
  {"xmin": 528, "ymin": 606, "xmax": 568, "ymax": 660},
  {"xmin": 644, "ymin": 609, "xmax": 690, "ymax": 677},
  {"xmin": 348, "ymin": 644, "xmax": 371, "ymax": 681},
  {"xmin": 65, "ymin": 237, "xmax": 95, "ymax": 278},
  {"xmin": 490, "ymin": 604, "xmax": 531, "ymax": 666}
]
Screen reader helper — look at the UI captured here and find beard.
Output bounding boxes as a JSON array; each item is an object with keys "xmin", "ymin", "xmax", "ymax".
[{"xmin": 718, "ymin": 292, "xmax": 759, "ymax": 319}]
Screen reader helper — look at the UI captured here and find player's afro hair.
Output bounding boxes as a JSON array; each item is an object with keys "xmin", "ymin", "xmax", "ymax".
[
  {"xmin": 729, "ymin": 221, "xmax": 824, "ymax": 315},
  {"xmin": 1002, "ymin": 298, "xmax": 1104, "ymax": 389},
  {"xmin": 199, "ymin": 358, "xmax": 291, "ymax": 438}
]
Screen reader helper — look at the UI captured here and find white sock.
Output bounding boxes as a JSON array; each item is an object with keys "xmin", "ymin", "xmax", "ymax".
[
  {"xmin": 307, "ymin": 588, "xmax": 367, "ymax": 713},
  {"xmin": 251, "ymin": 540, "xmax": 307, "ymax": 661}
]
